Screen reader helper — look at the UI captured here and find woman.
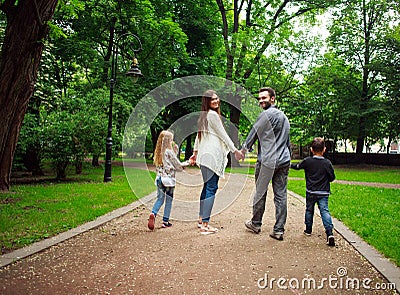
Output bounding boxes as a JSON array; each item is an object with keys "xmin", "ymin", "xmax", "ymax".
[{"xmin": 190, "ymin": 90, "xmax": 242, "ymax": 234}]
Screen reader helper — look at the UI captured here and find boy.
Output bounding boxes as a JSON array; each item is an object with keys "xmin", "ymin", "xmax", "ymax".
[{"xmin": 291, "ymin": 137, "xmax": 336, "ymax": 246}]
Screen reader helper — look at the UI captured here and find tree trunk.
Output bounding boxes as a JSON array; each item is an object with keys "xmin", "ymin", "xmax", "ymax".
[
  {"xmin": 56, "ymin": 161, "xmax": 68, "ymax": 180},
  {"xmin": 92, "ymin": 154, "xmax": 100, "ymax": 167},
  {"xmin": 0, "ymin": 0, "xmax": 58, "ymax": 191},
  {"xmin": 22, "ymin": 146, "xmax": 43, "ymax": 176},
  {"xmin": 75, "ymin": 161, "xmax": 83, "ymax": 175},
  {"xmin": 386, "ymin": 136, "xmax": 392, "ymax": 154}
]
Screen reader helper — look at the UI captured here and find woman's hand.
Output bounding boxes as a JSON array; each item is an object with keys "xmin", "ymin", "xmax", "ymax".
[{"xmin": 234, "ymin": 149, "xmax": 244, "ymax": 161}]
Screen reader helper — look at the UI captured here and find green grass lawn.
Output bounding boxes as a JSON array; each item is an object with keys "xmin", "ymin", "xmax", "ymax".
[{"xmin": 0, "ymin": 165, "xmax": 155, "ymax": 253}]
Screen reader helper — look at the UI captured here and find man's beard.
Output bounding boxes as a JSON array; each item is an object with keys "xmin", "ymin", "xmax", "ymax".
[{"xmin": 261, "ymin": 101, "xmax": 271, "ymax": 110}]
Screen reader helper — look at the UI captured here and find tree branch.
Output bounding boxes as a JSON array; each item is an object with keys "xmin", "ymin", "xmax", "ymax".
[{"xmin": 216, "ymin": 0, "xmax": 231, "ymax": 57}]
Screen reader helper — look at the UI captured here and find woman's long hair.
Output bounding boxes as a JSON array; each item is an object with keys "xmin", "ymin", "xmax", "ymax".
[
  {"xmin": 197, "ymin": 90, "xmax": 221, "ymax": 141},
  {"xmin": 153, "ymin": 130, "xmax": 173, "ymax": 166}
]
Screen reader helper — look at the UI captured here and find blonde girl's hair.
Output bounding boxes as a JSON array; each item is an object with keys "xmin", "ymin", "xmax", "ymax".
[{"xmin": 153, "ymin": 130, "xmax": 174, "ymax": 166}]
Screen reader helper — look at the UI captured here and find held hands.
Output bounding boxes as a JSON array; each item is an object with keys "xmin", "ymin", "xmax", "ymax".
[
  {"xmin": 189, "ymin": 154, "xmax": 197, "ymax": 166},
  {"xmin": 189, "ymin": 150, "xmax": 243, "ymax": 164},
  {"xmin": 234, "ymin": 149, "xmax": 245, "ymax": 161}
]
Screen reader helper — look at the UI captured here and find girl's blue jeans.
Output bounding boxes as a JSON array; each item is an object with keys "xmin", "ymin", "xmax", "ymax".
[
  {"xmin": 199, "ymin": 166, "xmax": 219, "ymax": 223},
  {"xmin": 152, "ymin": 177, "xmax": 174, "ymax": 222},
  {"xmin": 305, "ymin": 193, "xmax": 333, "ymax": 234}
]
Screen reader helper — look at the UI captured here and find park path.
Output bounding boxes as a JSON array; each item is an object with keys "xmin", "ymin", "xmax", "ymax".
[{"xmin": 0, "ymin": 166, "xmax": 399, "ymax": 294}]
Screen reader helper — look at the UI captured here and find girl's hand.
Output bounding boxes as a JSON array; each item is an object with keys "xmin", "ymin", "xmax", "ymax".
[{"xmin": 189, "ymin": 154, "xmax": 196, "ymax": 165}]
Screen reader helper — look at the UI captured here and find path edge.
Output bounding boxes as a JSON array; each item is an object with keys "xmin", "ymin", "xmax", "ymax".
[{"xmin": 288, "ymin": 191, "xmax": 400, "ymax": 294}]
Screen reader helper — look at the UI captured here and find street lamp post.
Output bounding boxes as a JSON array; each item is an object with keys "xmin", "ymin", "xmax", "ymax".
[{"xmin": 104, "ymin": 33, "xmax": 143, "ymax": 182}]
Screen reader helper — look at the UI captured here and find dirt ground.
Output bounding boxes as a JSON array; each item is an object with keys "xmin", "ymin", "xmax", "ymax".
[{"xmin": 0, "ymin": 169, "xmax": 396, "ymax": 294}]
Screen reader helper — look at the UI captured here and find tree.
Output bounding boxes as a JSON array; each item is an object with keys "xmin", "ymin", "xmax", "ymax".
[
  {"xmin": 0, "ymin": 0, "xmax": 59, "ymax": 191},
  {"xmin": 214, "ymin": 0, "xmax": 340, "ymax": 160},
  {"xmin": 328, "ymin": 0, "xmax": 399, "ymax": 154},
  {"xmin": 379, "ymin": 25, "xmax": 400, "ymax": 151},
  {"xmin": 146, "ymin": 0, "xmax": 225, "ymax": 154},
  {"xmin": 290, "ymin": 53, "xmax": 364, "ymax": 149},
  {"xmin": 67, "ymin": 0, "xmax": 189, "ymax": 156}
]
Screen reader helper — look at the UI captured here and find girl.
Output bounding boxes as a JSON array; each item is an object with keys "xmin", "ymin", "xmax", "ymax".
[
  {"xmin": 148, "ymin": 130, "xmax": 188, "ymax": 230},
  {"xmin": 190, "ymin": 90, "xmax": 242, "ymax": 234}
]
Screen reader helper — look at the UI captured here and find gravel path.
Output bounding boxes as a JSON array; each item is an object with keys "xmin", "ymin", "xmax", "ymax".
[{"xmin": 0, "ymin": 168, "xmax": 396, "ymax": 294}]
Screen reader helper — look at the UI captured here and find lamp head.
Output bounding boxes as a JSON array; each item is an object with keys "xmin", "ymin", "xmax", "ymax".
[{"xmin": 126, "ymin": 57, "xmax": 143, "ymax": 83}]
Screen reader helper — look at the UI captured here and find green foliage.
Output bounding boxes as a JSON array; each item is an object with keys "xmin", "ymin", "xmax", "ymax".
[
  {"xmin": 379, "ymin": 25, "xmax": 400, "ymax": 142},
  {"xmin": 15, "ymin": 114, "xmax": 42, "ymax": 158},
  {"xmin": 287, "ymin": 53, "xmax": 363, "ymax": 145},
  {"xmin": 40, "ymin": 110, "xmax": 82, "ymax": 179},
  {"xmin": 16, "ymin": 88, "xmax": 111, "ymax": 178},
  {"xmin": 5, "ymin": 0, "xmax": 400, "ymax": 188},
  {"xmin": 152, "ymin": 0, "xmax": 224, "ymax": 76}
]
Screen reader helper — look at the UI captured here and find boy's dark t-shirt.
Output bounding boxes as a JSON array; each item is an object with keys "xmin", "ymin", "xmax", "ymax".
[{"xmin": 291, "ymin": 156, "xmax": 335, "ymax": 195}]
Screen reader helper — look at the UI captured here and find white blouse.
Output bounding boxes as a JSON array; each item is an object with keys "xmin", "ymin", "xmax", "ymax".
[{"xmin": 194, "ymin": 110, "xmax": 237, "ymax": 177}]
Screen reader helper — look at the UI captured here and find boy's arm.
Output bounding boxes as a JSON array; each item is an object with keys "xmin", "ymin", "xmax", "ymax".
[
  {"xmin": 290, "ymin": 159, "xmax": 305, "ymax": 170},
  {"xmin": 327, "ymin": 162, "xmax": 335, "ymax": 182},
  {"xmin": 290, "ymin": 162, "xmax": 299, "ymax": 169}
]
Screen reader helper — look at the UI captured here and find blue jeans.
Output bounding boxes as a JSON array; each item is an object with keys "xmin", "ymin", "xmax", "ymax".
[
  {"xmin": 252, "ymin": 161, "xmax": 289, "ymax": 234},
  {"xmin": 152, "ymin": 177, "xmax": 174, "ymax": 222},
  {"xmin": 199, "ymin": 166, "xmax": 219, "ymax": 223},
  {"xmin": 305, "ymin": 193, "xmax": 333, "ymax": 234}
]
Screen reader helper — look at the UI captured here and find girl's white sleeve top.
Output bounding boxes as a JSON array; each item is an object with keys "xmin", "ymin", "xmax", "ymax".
[{"xmin": 193, "ymin": 110, "xmax": 237, "ymax": 177}]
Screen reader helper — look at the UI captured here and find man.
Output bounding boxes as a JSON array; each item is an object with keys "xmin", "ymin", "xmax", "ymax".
[{"xmin": 241, "ymin": 87, "xmax": 291, "ymax": 240}]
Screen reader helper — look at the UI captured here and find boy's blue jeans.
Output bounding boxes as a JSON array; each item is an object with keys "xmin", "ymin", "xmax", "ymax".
[
  {"xmin": 152, "ymin": 177, "xmax": 174, "ymax": 222},
  {"xmin": 305, "ymin": 193, "xmax": 333, "ymax": 234},
  {"xmin": 199, "ymin": 166, "xmax": 219, "ymax": 223}
]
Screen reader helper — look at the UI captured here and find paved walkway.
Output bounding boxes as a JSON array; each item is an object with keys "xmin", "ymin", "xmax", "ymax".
[{"xmin": 0, "ymin": 168, "xmax": 399, "ymax": 294}]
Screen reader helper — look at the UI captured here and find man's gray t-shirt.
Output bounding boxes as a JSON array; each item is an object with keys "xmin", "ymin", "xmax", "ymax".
[{"xmin": 243, "ymin": 105, "xmax": 291, "ymax": 168}]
